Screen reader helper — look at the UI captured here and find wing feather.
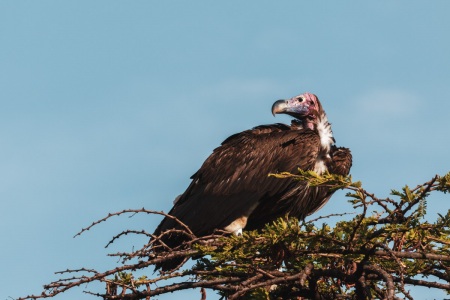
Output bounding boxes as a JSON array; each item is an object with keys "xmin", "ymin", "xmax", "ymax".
[{"xmin": 154, "ymin": 125, "xmax": 321, "ymax": 237}]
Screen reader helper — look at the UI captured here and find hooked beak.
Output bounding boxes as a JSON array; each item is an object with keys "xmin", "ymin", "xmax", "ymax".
[
  {"xmin": 271, "ymin": 99, "xmax": 288, "ymax": 116},
  {"xmin": 271, "ymin": 98, "xmax": 310, "ymax": 118}
]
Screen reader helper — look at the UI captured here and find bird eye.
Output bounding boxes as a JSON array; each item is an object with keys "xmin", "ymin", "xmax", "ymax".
[{"xmin": 296, "ymin": 97, "xmax": 304, "ymax": 102}]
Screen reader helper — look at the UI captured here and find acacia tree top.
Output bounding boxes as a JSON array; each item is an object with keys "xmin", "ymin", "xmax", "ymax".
[{"xmin": 20, "ymin": 171, "xmax": 450, "ymax": 300}]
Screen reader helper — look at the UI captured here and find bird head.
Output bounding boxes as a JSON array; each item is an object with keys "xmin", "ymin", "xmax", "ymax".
[{"xmin": 271, "ymin": 92, "xmax": 324, "ymax": 130}]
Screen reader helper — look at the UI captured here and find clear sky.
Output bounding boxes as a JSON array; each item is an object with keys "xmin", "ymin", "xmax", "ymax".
[{"xmin": 1, "ymin": 1, "xmax": 450, "ymax": 299}]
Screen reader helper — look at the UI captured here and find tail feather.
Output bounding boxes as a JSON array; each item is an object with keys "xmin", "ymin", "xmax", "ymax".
[{"xmin": 152, "ymin": 219, "xmax": 192, "ymax": 272}]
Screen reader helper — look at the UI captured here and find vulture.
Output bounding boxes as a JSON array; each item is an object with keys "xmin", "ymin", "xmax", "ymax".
[{"xmin": 152, "ymin": 92, "xmax": 352, "ymax": 271}]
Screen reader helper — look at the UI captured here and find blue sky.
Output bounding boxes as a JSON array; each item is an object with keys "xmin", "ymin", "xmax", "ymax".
[{"xmin": 1, "ymin": 1, "xmax": 450, "ymax": 299}]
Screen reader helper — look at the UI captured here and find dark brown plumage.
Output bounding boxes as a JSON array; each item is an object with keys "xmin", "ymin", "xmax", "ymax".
[{"xmin": 152, "ymin": 92, "xmax": 352, "ymax": 271}]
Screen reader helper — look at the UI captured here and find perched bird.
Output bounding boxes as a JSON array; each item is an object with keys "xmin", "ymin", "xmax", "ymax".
[{"xmin": 152, "ymin": 92, "xmax": 352, "ymax": 270}]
